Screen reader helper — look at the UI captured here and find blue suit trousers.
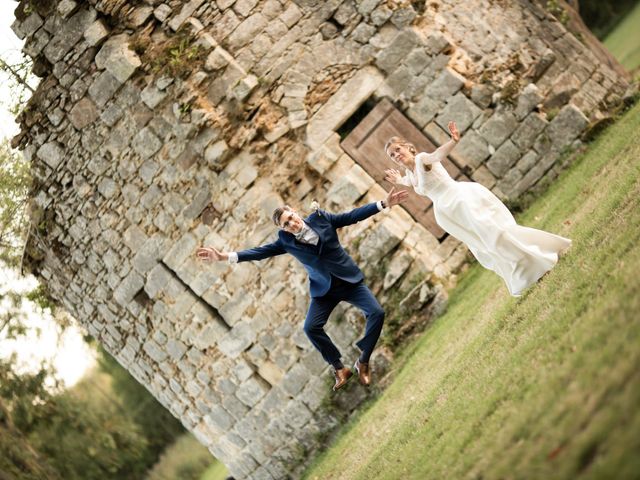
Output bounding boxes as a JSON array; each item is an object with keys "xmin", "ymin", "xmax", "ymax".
[{"xmin": 303, "ymin": 276, "xmax": 385, "ymax": 366}]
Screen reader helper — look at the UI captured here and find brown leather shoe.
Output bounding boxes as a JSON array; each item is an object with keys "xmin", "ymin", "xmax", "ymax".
[
  {"xmin": 332, "ymin": 367, "xmax": 353, "ymax": 391},
  {"xmin": 354, "ymin": 359, "xmax": 371, "ymax": 386}
]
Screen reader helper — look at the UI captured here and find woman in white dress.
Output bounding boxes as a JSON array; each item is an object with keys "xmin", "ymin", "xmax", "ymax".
[{"xmin": 383, "ymin": 121, "xmax": 571, "ymax": 296}]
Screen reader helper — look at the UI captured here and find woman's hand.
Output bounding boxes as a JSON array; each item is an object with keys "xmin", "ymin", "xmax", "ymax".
[
  {"xmin": 384, "ymin": 168, "xmax": 403, "ymax": 184},
  {"xmin": 448, "ymin": 121, "xmax": 460, "ymax": 142},
  {"xmin": 196, "ymin": 246, "xmax": 228, "ymax": 262}
]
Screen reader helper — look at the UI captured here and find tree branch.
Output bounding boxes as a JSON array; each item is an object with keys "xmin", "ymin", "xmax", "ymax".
[{"xmin": 0, "ymin": 58, "xmax": 35, "ymax": 94}]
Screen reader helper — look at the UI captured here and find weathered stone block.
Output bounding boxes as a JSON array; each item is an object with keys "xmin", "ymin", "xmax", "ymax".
[
  {"xmin": 351, "ymin": 23, "xmax": 376, "ymax": 44},
  {"xmin": 471, "ymin": 164, "xmax": 497, "ymax": 189},
  {"xmin": 478, "ymin": 110, "xmax": 518, "ymax": 148},
  {"xmin": 166, "ymin": 338, "xmax": 187, "ymax": 361},
  {"xmin": 133, "ymin": 236, "xmax": 168, "ymax": 274},
  {"xmin": 383, "ymin": 251, "xmax": 413, "ymax": 290},
  {"xmin": 306, "ymin": 66, "xmax": 384, "ymax": 149},
  {"xmin": 370, "ymin": 5, "xmax": 393, "ymax": 26},
  {"xmin": 114, "ymin": 270, "xmax": 144, "ymax": 306},
  {"xmin": 424, "ymin": 68, "xmax": 465, "ymax": 103},
  {"xmin": 143, "ymin": 339, "xmax": 168, "ymax": 363},
  {"xmin": 129, "ymin": 5, "xmax": 153, "ymax": 27},
  {"xmin": 163, "ymin": 233, "xmax": 197, "ymax": 271},
  {"xmin": 218, "ymin": 321, "xmax": 256, "ymax": 358},
  {"xmin": 12, "ymin": 12, "xmax": 43, "ymax": 40},
  {"xmin": 154, "ymin": 4, "xmax": 172, "ymax": 22},
  {"xmin": 375, "ymin": 29, "xmax": 420, "ymax": 72},
  {"xmin": 435, "ymin": 93, "xmax": 482, "ymax": 133},
  {"xmin": 36, "ymin": 142, "xmax": 64, "ymax": 169},
  {"xmin": 84, "ymin": 19, "xmax": 109, "ymax": 46},
  {"xmin": 404, "ymin": 47, "xmax": 430, "ymax": 75},
  {"xmin": 57, "ymin": 0, "xmax": 78, "ymax": 18},
  {"xmin": 514, "ymin": 83, "xmax": 543, "ymax": 120},
  {"xmin": 358, "ymin": 219, "xmax": 405, "ymax": 263},
  {"xmin": 228, "ymin": 13, "xmax": 267, "ymax": 50},
  {"xmin": 232, "ymin": 74, "xmax": 259, "ymax": 101},
  {"xmin": 44, "ymin": 8, "xmax": 96, "ymax": 63},
  {"xmin": 280, "ymin": 3, "xmax": 302, "ymax": 27},
  {"xmin": 132, "ymin": 126, "xmax": 162, "ymax": 159},
  {"xmin": 95, "ymin": 33, "xmax": 141, "ymax": 83},
  {"xmin": 141, "ymin": 84, "xmax": 167, "ymax": 109},
  {"xmin": 168, "ymin": 0, "xmax": 205, "ymax": 31},
  {"xmin": 219, "ymin": 290, "xmax": 253, "ymax": 326},
  {"xmin": 69, "ymin": 97, "xmax": 98, "ymax": 129},
  {"xmin": 326, "ymin": 164, "xmax": 375, "ymax": 207},
  {"xmin": 451, "ymin": 129, "xmax": 490, "ymax": 169},
  {"xmin": 236, "ymin": 376, "xmax": 270, "ymax": 407},
  {"xmin": 515, "ymin": 150, "xmax": 539, "ymax": 174},
  {"xmin": 546, "ymin": 104, "xmax": 589, "ymax": 149},
  {"xmin": 283, "ymin": 399, "xmax": 313, "ymax": 430},
  {"xmin": 97, "ymin": 178, "xmax": 119, "ymax": 199},
  {"xmin": 407, "ymin": 95, "xmax": 440, "ymax": 128},
  {"xmin": 88, "ymin": 71, "xmax": 121, "ymax": 108},
  {"xmin": 486, "ymin": 140, "xmax": 520, "ymax": 177},
  {"xmin": 281, "ymin": 363, "xmax": 310, "ymax": 396},
  {"xmin": 512, "ymin": 113, "xmax": 548, "ymax": 151}
]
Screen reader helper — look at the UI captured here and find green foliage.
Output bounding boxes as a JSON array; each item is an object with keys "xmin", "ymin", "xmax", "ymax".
[
  {"xmin": 0, "ymin": 140, "xmax": 31, "ymax": 268},
  {"xmin": 604, "ymin": 1, "xmax": 640, "ymax": 73},
  {"xmin": 0, "ymin": 54, "xmax": 36, "ymax": 117},
  {"xmin": 200, "ymin": 459, "xmax": 230, "ymax": 480},
  {"xmin": 133, "ymin": 28, "xmax": 206, "ymax": 79},
  {"xmin": 24, "ymin": 283, "xmax": 57, "ymax": 313},
  {"xmin": 97, "ymin": 346, "xmax": 185, "ymax": 466},
  {"xmin": 304, "ymin": 101, "xmax": 640, "ymax": 480},
  {"xmin": 0, "ymin": 355, "xmax": 150, "ymax": 480},
  {"xmin": 579, "ymin": 0, "xmax": 640, "ymax": 39},
  {"xmin": 546, "ymin": 0, "xmax": 570, "ymax": 25},
  {"xmin": 146, "ymin": 433, "xmax": 224, "ymax": 480}
]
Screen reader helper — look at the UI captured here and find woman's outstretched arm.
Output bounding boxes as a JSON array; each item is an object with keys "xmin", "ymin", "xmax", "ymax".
[{"xmin": 420, "ymin": 121, "xmax": 460, "ymax": 165}]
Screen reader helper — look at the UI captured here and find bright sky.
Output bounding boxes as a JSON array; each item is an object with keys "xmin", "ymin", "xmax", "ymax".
[
  {"xmin": 0, "ymin": 1, "xmax": 26, "ymax": 139},
  {"xmin": 0, "ymin": 2, "xmax": 97, "ymax": 388}
]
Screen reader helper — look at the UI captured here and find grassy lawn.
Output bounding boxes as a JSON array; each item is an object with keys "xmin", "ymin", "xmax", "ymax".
[
  {"xmin": 604, "ymin": 1, "xmax": 640, "ymax": 72},
  {"xmin": 303, "ymin": 102, "xmax": 640, "ymax": 479},
  {"xmin": 200, "ymin": 460, "xmax": 229, "ymax": 480}
]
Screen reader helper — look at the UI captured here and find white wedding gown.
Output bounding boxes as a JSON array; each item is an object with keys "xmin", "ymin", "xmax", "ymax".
[{"xmin": 398, "ymin": 140, "xmax": 571, "ymax": 296}]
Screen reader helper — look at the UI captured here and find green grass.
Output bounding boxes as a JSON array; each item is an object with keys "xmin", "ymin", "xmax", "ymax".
[
  {"xmin": 604, "ymin": 1, "xmax": 640, "ymax": 73},
  {"xmin": 145, "ymin": 433, "xmax": 227, "ymax": 480},
  {"xmin": 200, "ymin": 460, "xmax": 229, "ymax": 480},
  {"xmin": 303, "ymin": 102, "xmax": 640, "ymax": 480}
]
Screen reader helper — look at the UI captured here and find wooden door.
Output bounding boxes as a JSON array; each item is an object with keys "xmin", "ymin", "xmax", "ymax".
[{"xmin": 341, "ymin": 98, "xmax": 468, "ymax": 241}]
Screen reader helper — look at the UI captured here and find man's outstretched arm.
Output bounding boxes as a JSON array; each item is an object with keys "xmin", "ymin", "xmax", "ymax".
[
  {"xmin": 197, "ymin": 240, "xmax": 286, "ymax": 264},
  {"xmin": 326, "ymin": 187, "xmax": 409, "ymax": 229}
]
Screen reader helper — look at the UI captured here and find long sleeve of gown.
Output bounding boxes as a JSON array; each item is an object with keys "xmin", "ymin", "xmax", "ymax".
[
  {"xmin": 418, "ymin": 139, "xmax": 457, "ymax": 165},
  {"xmin": 397, "ymin": 172, "xmax": 412, "ymax": 186}
]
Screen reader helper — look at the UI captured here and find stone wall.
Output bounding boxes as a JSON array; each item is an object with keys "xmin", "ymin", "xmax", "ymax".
[{"xmin": 12, "ymin": 0, "xmax": 629, "ymax": 478}]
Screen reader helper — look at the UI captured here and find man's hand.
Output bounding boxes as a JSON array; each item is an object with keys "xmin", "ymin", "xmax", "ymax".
[
  {"xmin": 448, "ymin": 121, "xmax": 460, "ymax": 142},
  {"xmin": 385, "ymin": 186, "xmax": 409, "ymax": 207},
  {"xmin": 384, "ymin": 168, "xmax": 403, "ymax": 184},
  {"xmin": 196, "ymin": 246, "xmax": 228, "ymax": 262}
]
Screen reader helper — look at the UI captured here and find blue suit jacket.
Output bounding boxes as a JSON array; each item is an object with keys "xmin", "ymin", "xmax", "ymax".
[{"xmin": 237, "ymin": 203, "xmax": 381, "ymax": 297}]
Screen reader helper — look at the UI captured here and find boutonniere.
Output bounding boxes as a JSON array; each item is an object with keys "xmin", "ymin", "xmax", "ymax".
[{"xmin": 310, "ymin": 199, "xmax": 320, "ymax": 213}]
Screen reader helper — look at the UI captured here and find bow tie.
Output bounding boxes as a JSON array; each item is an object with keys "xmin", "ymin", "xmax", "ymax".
[{"xmin": 295, "ymin": 225, "xmax": 309, "ymax": 240}]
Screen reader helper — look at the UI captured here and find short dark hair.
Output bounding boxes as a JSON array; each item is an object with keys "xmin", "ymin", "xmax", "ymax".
[{"xmin": 272, "ymin": 205, "xmax": 292, "ymax": 226}]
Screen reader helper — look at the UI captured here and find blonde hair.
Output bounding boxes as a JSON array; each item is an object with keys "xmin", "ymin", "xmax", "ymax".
[{"xmin": 385, "ymin": 136, "xmax": 430, "ymax": 170}]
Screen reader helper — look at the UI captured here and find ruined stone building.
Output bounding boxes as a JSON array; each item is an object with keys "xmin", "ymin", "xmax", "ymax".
[{"xmin": 11, "ymin": 0, "xmax": 629, "ymax": 478}]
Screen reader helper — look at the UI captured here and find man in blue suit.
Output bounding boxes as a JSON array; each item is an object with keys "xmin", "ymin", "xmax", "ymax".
[{"xmin": 196, "ymin": 188, "xmax": 408, "ymax": 391}]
